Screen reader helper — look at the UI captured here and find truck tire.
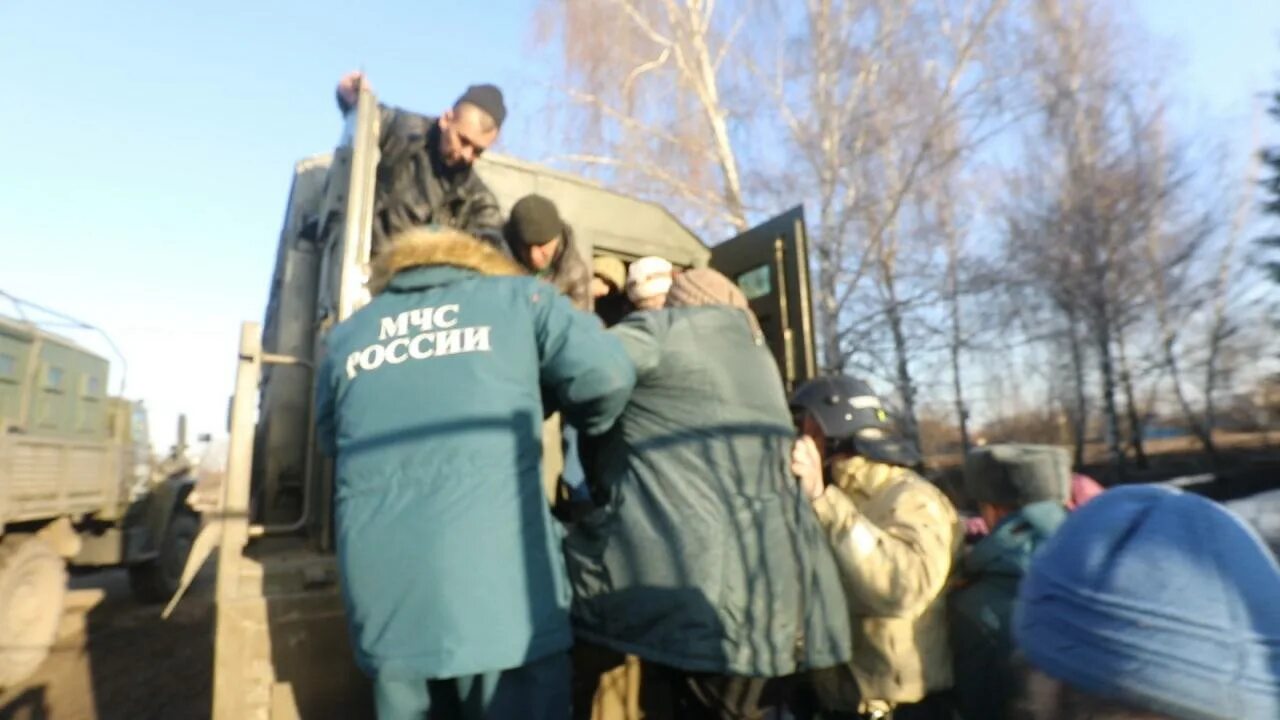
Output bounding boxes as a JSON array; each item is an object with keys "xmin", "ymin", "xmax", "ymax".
[
  {"xmin": 0, "ymin": 535, "xmax": 67, "ymax": 688},
  {"xmin": 128, "ymin": 511, "xmax": 199, "ymax": 604}
]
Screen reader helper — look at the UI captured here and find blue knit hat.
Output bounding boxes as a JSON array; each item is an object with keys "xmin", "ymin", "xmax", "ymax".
[{"xmin": 1014, "ymin": 485, "xmax": 1280, "ymax": 720}]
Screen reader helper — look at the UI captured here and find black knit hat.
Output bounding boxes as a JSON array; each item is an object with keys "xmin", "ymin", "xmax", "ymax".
[
  {"xmin": 504, "ymin": 194, "xmax": 563, "ymax": 246},
  {"xmin": 455, "ymin": 84, "xmax": 507, "ymax": 129}
]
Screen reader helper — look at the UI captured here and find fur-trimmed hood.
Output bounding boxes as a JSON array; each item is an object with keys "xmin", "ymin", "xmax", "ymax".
[{"xmin": 368, "ymin": 227, "xmax": 523, "ymax": 295}]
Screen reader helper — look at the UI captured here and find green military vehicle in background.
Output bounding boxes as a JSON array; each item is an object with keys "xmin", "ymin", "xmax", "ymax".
[
  {"xmin": 192, "ymin": 87, "xmax": 818, "ymax": 718},
  {"xmin": 0, "ymin": 299, "xmax": 202, "ymax": 688}
]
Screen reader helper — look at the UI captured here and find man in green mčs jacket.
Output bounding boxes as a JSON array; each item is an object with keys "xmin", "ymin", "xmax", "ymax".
[{"xmin": 315, "ymin": 227, "xmax": 635, "ymax": 720}]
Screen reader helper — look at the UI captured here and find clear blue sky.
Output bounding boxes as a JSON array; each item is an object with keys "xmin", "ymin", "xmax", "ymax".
[{"xmin": 1, "ymin": 1, "xmax": 1277, "ymax": 448}]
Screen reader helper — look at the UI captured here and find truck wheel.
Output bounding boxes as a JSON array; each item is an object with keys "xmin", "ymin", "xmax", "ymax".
[
  {"xmin": 128, "ymin": 511, "xmax": 199, "ymax": 604},
  {"xmin": 0, "ymin": 535, "xmax": 67, "ymax": 688}
]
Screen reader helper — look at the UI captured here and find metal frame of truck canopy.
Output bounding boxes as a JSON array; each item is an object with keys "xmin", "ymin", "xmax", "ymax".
[
  {"xmin": 0, "ymin": 314, "xmax": 110, "ymax": 433},
  {"xmin": 206, "ymin": 85, "xmax": 818, "ymax": 719}
]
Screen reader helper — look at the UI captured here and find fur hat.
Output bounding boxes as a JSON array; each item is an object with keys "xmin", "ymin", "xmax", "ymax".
[{"xmin": 962, "ymin": 444, "xmax": 1071, "ymax": 507}]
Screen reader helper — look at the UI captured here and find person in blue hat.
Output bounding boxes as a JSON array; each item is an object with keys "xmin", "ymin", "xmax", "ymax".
[{"xmin": 1014, "ymin": 484, "xmax": 1280, "ymax": 720}]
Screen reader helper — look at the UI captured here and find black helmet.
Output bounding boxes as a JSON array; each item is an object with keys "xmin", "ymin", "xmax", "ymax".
[{"xmin": 790, "ymin": 376, "xmax": 921, "ymax": 468}]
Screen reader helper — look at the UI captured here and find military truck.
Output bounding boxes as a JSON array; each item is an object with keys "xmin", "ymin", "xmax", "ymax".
[
  {"xmin": 0, "ymin": 301, "xmax": 204, "ymax": 687},
  {"xmin": 195, "ymin": 87, "xmax": 817, "ymax": 718}
]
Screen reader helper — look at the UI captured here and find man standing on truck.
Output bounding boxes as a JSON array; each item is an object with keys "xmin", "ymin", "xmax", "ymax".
[
  {"xmin": 314, "ymin": 227, "xmax": 636, "ymax": 720},
  {"xmin": 335, "ymin": 71, "xmax": 507, "ymax": 255}
]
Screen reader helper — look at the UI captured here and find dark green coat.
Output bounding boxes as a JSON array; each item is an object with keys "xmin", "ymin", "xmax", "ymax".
[
  {"xmin": 949, "ymin": 501, "xmax": 1068, "ymax": 719},
  {"xmin": 564, "ymin": 307, "xmax": 853, "ymax": 677}
]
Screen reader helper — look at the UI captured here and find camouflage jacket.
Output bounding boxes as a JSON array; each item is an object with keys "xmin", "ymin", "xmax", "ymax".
[{"xmin": 810, "ymin": 457, "xmax": 962, "ymax": 710}]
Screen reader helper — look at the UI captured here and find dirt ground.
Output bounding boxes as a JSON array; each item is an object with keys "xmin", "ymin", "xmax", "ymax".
[{"xmin": 0, "ymin": 564, "xmax": 215, "ymax": 720}]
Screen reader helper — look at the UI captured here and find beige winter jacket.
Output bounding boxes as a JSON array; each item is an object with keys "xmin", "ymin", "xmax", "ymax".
[{"xmin": 810, "ymin": 457, "xmax": 962, "ymax": 712}]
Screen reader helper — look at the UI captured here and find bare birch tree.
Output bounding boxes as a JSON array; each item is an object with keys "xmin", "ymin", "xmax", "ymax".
[
  {"xmin": 534, "ymin": 0, "xmax": 759, "ymax": 233},
  {"xmin": 537, "ymin": 0, "xmax": 1019, "ymax": 451},
  {"xmin": 535, "ymin": 0, "xmax": 1256, "ymax": 471}
]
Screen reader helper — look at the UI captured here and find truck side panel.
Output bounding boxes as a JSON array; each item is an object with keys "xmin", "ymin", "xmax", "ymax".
[
  {"xmin": 0, "ymin": 434, "xmax": 120, "ymax": 524},
  {"xmin": 255, "ymin": 155, "xmax": 331, "ymax": 525}
]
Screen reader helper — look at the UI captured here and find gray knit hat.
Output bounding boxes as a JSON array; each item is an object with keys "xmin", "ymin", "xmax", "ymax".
[{"xmin": 963, "ymin": 443, "xmax": 1071, "ymax": 507}]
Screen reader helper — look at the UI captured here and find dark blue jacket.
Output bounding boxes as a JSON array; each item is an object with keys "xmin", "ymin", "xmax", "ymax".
[{"xmin": 315, "ymin": 231, "xmax": 635, "ymax": 680}]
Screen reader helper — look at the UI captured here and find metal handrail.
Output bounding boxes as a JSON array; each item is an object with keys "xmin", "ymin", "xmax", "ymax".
[{"xmin": 0, "ymin": 289, "xmax": 130, "ymax": 397}]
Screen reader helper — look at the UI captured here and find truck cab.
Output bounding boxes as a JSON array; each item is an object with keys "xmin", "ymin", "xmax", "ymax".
[{"xmin": 204, "ymin": 87, "xmax": 817, "ymax": 719}]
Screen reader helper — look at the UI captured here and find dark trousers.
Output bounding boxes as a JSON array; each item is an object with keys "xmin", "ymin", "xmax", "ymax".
[
  {"xmin": 788, "ymin": 691, "xmax": 956, "ymax": 720},
  {"xmin": 570, "ymin": 642, "xmax": 631, "ymax": 720},
  {"xmin": 784, "ymin": 667, "xmax": 953, "ymax": 720},
  {"xmin": 643, "ymin": 662, "xmax": 797, "ymax": 720},
  {"xmin": 571, "ymin": 641, "xmax": 794, "ymax": 720},
  {"xmin": 890, "ymin": 692, "xmax": 955, "ymax": 720},
  {"xmin": 374, "ymin": 651, "xmax": 571, "ymax": 720}
]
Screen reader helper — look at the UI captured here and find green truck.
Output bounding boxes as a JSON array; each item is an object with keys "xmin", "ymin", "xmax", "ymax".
[
  {"xmin": 0, "ymin": 303, "xmax": 201, "ymax": 687},
  {"xmin": 194, "ymin": 86, "xmax": 818, "ymax": 718}
]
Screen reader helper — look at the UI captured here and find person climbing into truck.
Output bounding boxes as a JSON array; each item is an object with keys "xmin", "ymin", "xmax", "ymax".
[
  {"xmin": 564, "ymin": 269, "xmax": 853, "ymax": 720},
  {"xmin": 335, "ymin": 71, "xmax": 507, "ymax": 255},
  {"xmin": 314, "ymin": 226, "xmax": 636, "ymax": 720}
]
